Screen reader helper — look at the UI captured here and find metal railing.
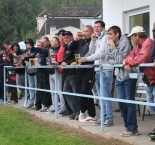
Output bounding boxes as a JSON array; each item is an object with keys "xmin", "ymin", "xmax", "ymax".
[{"xmin": 3, "ymin": 63, "xmax": 155, "ymax": 131}]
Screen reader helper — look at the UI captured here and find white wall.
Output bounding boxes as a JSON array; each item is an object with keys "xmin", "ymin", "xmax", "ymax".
[
  {"xmin": 103, "ymin": 0, "xmax": 155, "ymax": 36},
  {"xmin": 103, "ymin": 0, "xmax": 123, "ymax": 30},
  {"xmin": 36, "ymin": 17, "xmax": 46, "ymax": 33}
]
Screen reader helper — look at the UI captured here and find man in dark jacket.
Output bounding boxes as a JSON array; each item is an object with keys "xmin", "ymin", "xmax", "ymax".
[
  {"xmin": 2, "ymin": 39, "xmax": 18, "ymax": 104},
  {"xmin": 61, "ymin": 31, "xmax": 81, "ymax": 120},
  {"xmin": 30, "ymin": 37, "xmax": 52, "ymax": 111},
  {"xmin": 74, "ymin": 26, "xmax": 96, "ymax": 122}
]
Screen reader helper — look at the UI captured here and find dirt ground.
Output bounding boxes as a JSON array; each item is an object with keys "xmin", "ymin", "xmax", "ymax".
[{"xmin": 27, "ymin": 114, "xmax": 133, "ymax": 145}]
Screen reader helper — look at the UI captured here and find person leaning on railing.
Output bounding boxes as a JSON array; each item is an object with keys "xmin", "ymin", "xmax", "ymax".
[
  {"xmin": 123, "ymin": 26, "xmax": 155, "ymax": 113},
  {"xmin": 123, "ymin": 26, "xmax": 155, "ymax": 138},
  {"xmin": 80, "ymin": 20, "xmax": 114, "ymax": 127},
  {"xmin": 106, "ymin": 25, "xmax": 139, "ymax": 137}
]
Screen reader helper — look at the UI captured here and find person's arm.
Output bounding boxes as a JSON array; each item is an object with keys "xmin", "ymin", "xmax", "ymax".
[
  {"xmin": 86, "ymin": 36, "xmax": 108, "ymax": 61},
  {"xmin": 31, "ymin": 47, "xmax": 49, "ymax": 56},
  {"xmin": 84, "ymin": 40, "xmax": 96, "ymax": 57},
  {"xmin": 107, "ymin": 38, "xmax": 131, "ymax": 64},
  {"xmin": 125, "ymin": 38, "xmax": 154, "ymax": 66},
  {"xmin": 62, "ymin": 41, "xmax": 77, "ymax": 65}
]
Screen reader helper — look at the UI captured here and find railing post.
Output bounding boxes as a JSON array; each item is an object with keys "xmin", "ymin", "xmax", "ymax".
[
  {"xmin": 100, "ymin": 66, "xmax": 104, "ymax": 131},
  {"xmin": 25, "ymin": 67, "xmax": 28, "ymax": 108},
  {"xmin": 3, "ymin": 66, "xmax": 6, "ymax": 103},
  {"xmin": 54, "ymin": 67, "xmax": 59, "ymax": 118}
]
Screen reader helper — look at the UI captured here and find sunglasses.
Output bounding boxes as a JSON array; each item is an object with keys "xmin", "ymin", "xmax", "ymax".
[
  {"xmin": 25, "ymin": 42, "xmax": 30, "ymax": 44},
  {"xmin": 152, "ymin": 30, "xmax": 155, "ymax": 33}
]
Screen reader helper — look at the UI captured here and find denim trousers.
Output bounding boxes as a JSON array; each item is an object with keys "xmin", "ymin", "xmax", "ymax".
[
  {"xmin": 146, "ymin": 85, "xmax": 155, "ymax": 112},
  {"xmin": 95, "ymin": 71, "xmax": 113, "ymax": 121},
  {"xmin": 63, "ymin": 74, "xmax": 81, "ymax": 116},
  {"xmin": 115, "ymin": 79, "xmax": 138, "ymax": 132},
  {"xmin": 16, "ymin": 73, "xmax": 25, "ymax": 98},
  {"xmin": 49, "ymin": 73, "xmax": 65, "ymax": 110},
  {"xmin": 28, "ymin": 74, "xmax": 37, "ymax": 105}
]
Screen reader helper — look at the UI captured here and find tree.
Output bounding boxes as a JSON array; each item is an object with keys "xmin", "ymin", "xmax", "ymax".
[{"xmin": 0, "ymin": 0, "xmax": 42, "ymax": 45}]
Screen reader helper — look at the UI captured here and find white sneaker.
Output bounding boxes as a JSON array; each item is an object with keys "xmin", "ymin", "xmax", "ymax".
[
  {"xmin": 39, "ymin": 105, "xmax": 48, "ymax": 112},
  {"xmin": 80, "ymin": 116, "xmax": 97, "ymax": 123},
  {"xmin": 79, "ymin": 112, "xmax": 85, "ymax": 121},
  {"xmin": 104, "ymin": 120, "xmax": 114, "ymax": 127}
]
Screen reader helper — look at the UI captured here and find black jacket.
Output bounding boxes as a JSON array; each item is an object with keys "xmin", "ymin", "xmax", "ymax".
[
  {"xmin": 63, "ymin": 41, "xmax": 77, "ymax": 74},
  {"xmin": 12, "ymin": 46, "xmax": 25, "ymax": 75},
  {"xmin": 75, "ymin": 39, "xmax": 94, "ymax": 73}
]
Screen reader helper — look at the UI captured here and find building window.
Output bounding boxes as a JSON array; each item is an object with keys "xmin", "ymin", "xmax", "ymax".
[
  {"xmin": 124, "ymin": 7, "xmax": 149, "ymax": 36},
  {"xmin": 129, "ymin": 12, "xmax": 150, "ymax": 36}
]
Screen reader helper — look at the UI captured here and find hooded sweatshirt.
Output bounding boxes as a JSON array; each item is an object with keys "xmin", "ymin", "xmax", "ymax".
[
  {"xmin": 86, "ymin": 29, "xmax": 113, "ymax": 71},
  {"xmin": 106, "ymin": 35, "xmax": 132, "ymax": 82}
]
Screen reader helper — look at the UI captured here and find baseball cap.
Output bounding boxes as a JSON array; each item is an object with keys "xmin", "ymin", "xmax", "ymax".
[
  {"xmin": 127, "ymin": 26, "xmax": 145, "ymax": 37},
  {"xmin": 62, "ymin": 31, "xmax": 73, "ymax": 36},
  {"xmin": 55, "ymin": 29, "xmax": 66, "ymax": 35},
  {"xmin": 24, "ymin": 38, "xmax": 34, "ymax": 47}
]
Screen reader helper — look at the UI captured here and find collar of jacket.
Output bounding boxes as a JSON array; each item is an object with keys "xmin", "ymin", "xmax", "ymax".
[{"xmin": 98, "ymin": 29, "xmax": 108, "ymax": 39}]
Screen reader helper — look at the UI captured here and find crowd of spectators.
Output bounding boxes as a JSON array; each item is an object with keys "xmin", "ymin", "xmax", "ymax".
[{"xmin": 1, "ymin": 20, "xmax": 155, "ymax": 138}]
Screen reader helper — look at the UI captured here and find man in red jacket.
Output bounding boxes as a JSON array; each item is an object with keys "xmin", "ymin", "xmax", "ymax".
[{"xmin": 123, "ymin": 26, "xmax": 155, "ymax": 115}]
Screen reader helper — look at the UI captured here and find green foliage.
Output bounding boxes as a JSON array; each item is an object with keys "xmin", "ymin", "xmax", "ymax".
[
  {"xmin": 0, "ymin": 0, "xmax": 42, "ymax": 45},
  {"xmin": 0, "ymin": 0, "xmax": 102, "ymax": 46},
  {"xmin": 41, "ymin": 0, "xmax": 102, "ymax": 10}
]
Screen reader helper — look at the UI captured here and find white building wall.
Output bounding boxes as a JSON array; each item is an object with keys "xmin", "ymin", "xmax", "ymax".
[
  {"xmin": 36, "ymin": 17, "xmax": 46, "ymax": 33},
  {"xmin": 103, "ymin": 0, "xmax": 155, "ymax": 36},
  {"xmin": 103, "ymin": 0, "xmax": 123, "ymax": 30}
]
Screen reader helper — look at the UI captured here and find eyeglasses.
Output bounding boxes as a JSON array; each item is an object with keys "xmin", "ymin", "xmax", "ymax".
[{"xmin": 25, "ymin": 42, "xmax": 30, "ymax": 44}]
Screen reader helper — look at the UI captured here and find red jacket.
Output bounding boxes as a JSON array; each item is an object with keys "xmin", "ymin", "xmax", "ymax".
[
  {"xmin": 124, "ymin": 37, "xmax": 155, "ymax": 85},
  {"xmin": 57, "ymin": 41, "xmax": 65, "ymax": 73}
]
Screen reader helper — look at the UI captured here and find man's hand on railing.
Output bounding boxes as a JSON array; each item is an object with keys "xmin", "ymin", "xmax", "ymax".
[
  {"xmin": 70, "ymin": 62, "xmax": 76, "ymax": 65},
  {"xmin": 61, "ymin": 62, "xmax": 67, "ymax": 66},
  {"xmin": 79, "ymin": 57, "xmax": 87, "ymax": 62},
  {"xmin": 123, "ymin": 64, "xmax": 131, "ymax": 71}
]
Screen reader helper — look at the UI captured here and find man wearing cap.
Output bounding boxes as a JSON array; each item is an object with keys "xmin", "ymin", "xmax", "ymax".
[
  {"xmin": 61, "ymin": 31, "xmax": 81, "ymax": 120},
  {"xmin": 55, "ymin": 29, "xmax": 66, "ymax": 41},
  {"xmin": 123, "ymin": 26, "xmax": 155, "ymax": 114}
]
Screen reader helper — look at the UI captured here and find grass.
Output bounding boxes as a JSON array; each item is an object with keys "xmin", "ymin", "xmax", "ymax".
[{"xmin": 0, "ymin": 104, "xmax": 132, "ymax": 145}]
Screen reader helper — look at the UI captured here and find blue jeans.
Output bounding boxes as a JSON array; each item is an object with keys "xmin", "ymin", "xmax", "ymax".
[
  {"xmin": 95, "ymin": 71, "xmax": 113, "ymax": 121},
  {"xmin": 16, "ymin": 73, "xmax": 25, "ymax": 98},
  {"xmin": 146, "ymin": 85, "xmax": 155, "ymax": 112},
  {"xmin": 28, "ymin": 74, "xmax": 37, "ymax": 105},
  {"xmin": 115, "ymin": 79, "xmax": 138, "ymax": 132}
]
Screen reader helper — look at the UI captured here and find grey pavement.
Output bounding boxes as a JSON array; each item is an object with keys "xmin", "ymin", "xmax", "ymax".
[{"xmin": 8, "ymin": 99, "xmax": 155, "ymax": 145}]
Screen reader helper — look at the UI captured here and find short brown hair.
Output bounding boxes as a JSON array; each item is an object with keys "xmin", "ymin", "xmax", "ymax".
[{"xmin": 3, "ymin": 39, "xmax": 10, "ymax": 45}]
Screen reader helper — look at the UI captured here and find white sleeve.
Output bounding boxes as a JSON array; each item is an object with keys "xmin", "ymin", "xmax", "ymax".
[{"xmin": 86, "ymin": 36, "xmax": 108, "ymax": 61}]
